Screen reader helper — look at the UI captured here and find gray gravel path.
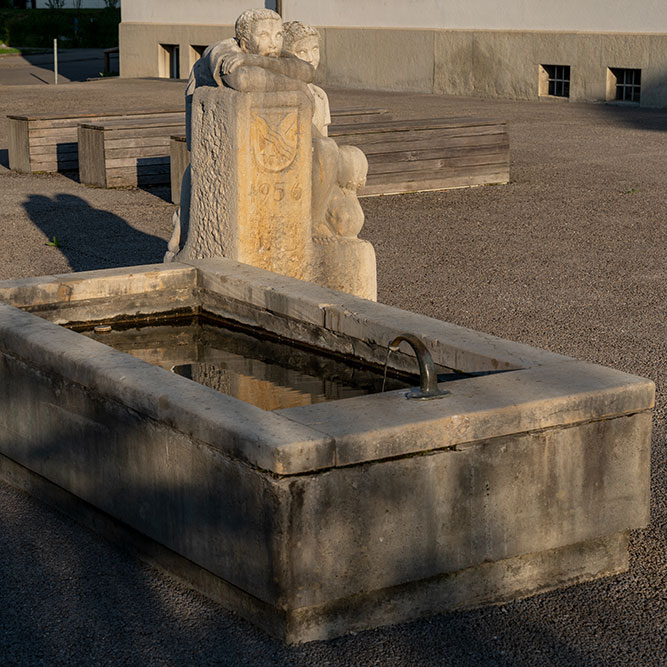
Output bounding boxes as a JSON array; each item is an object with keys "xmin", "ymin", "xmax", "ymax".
[{"xmin": 0, "ymin": 77, "xmax": 665, "ymax": 666}]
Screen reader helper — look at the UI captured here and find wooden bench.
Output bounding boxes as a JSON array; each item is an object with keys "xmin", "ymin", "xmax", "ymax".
[
  {"xmin": 169, "ymin": 106, "xmax": 392, "ymax": 203},
  {"xmin": 78, "ymin": 114, "xmax": 186, "ymax": 188},
  {"xmin": 171, "ymin": 115, "xmax": 509, "ymax": 201},
  {"xmin": 7, "ymin": 110, "xmax": 183, "ymax": 174},
  {"xmin": 329, "ymin": 117, "xmax": 510, "ymax": 196}
]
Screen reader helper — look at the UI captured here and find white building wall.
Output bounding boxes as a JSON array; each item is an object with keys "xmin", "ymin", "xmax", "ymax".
[
  {"xmin": 122, "ymin": 0, "xmax": 667, "ymax": 34},
  {"xmin": 121, "ymin": 0, "xmax": 248, "ymax": 25},
  {"xmin": 286, "ymin": 0, "xmax": 667, "ymax": 33}
]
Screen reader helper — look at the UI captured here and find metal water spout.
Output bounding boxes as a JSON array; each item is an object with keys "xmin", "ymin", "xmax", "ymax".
[{"xmin": 388, "ymin": 334, "xmax": 450, "ymax": 400}]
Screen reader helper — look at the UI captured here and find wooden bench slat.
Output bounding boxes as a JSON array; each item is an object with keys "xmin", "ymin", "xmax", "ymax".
[
  {"xmin": 29, "ymin": 143, "xmax": 78, "ymax": 156},
  {"xmin": 368, "ymin": 152, "xmax": 510, "ymax": 175},
  {"xmin": 362, "ymin": 168, "xmax": 509, "ymax": 195},
  {"xmin": 105, "ymin": 156, "xmax": 171, "ymax": 168},
  {"xmin": 80, "ymin": 114, "xmax": 185, "ymax": 130},
  {"xmin": 107, "ymin": 163, "xmax": 171, "ymax": 176},
  {"xmin": 7, "ymin": 109, "xmax": 182, "ymax": 122},
  {"xmin": 96, "ymin": 125, "xmax": 185, "ymax": 140},
  {"xmin": 365, "ymin": 140, "xmax": 509, "ymax": 164},
  {"xmin": 105, "ymin": 145, "xmax": 172, "ymax": 160},
  {"xmin": 366, "ymin": 161, "xmax": 509, "ymax": 184},
  {"xmin": 360, "ymin": 169, "xmax": 510, "ymax": 196},
  {"xmin": 336, "ymin": 132, "xmax": 508, "ymax": 156},
  {"xmin": 28, "ymin": 127, "xmax": 80, "ymax": 140},
  {"xmin": 330, "ymin": 117, "xmax": 504, "ymax": 135},
  {"xmin": 332, "ymin": 125, "xmax": 506, "ymax": 147},
  {"xmin": 330, "ymin": 107, "xmax": 388, "ymax": 116},
  {"xmin": 20, "ymin": 112, "xmax": 183, "ymax": 131},
  {"xmin": 106, "ymin": 171, "xmax": 172, "ymax": 187},
  {"xmin": 101, "ymin": 136, "xmax": 182, "ymax": 150},
  {"xmin": 29, "ymin": 160, "xmax": 79, "ymax": 172}
]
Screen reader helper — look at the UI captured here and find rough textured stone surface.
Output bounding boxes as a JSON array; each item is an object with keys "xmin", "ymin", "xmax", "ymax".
[
  {"xmin": 177, "ymin": 87, "xmax": 313, "ymax": 280},
  {"xmin": 311, "ymin": 236, "xmax": 377, "ymax": 300}
]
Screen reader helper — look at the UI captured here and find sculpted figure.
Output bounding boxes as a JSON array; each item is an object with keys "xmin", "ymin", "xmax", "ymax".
[
  {"xmin": 282, "ymin": 20, "xmax": 368, "ymax": 239},
  {"xmin": 282, "ymin": 20, "xmax": 339, "ymax": 237},
  {"xmin": 282, "ymin": 21, "xmax": 331, "ymax": 136},
  {"xmin": 281, "ymin": 20, "xmax": 375, "ymax": 299},
  {"xmin": 165, "ymin": 9, "xmax": 315, "ymax": 261},
  {"xmin": 164, "ymin": 10, "xmax": 376, "ymax": 299}
]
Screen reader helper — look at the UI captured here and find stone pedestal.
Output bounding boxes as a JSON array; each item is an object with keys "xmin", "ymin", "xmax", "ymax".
[{"xmin": 177, "ymin": 87, "xmax": 313, "ymax": 281}]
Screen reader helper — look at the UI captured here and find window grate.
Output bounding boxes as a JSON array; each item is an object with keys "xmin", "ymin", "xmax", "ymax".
[
  {"xmin": 543, "ymin": 65, "xmax": 571, "ymax": 98},
  {"xmin": 611, "ymin": 68, "xmax": 641, "ymax": 103}
]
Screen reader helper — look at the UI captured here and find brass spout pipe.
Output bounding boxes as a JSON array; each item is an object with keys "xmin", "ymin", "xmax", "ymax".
[{"xmin": 389, "ymin": 334, "xmax": 449, "ymax": 400}]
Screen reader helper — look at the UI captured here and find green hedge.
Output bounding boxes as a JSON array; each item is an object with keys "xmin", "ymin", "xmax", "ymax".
[{"xmin": 0, "ymin": 8, "xmax": 120, "ymax": 49}]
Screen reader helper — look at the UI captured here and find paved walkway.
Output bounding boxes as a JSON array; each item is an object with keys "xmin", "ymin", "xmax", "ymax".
[
  {"xmin": 0, "ymin": 77, "xmax": 665, "ymax": 665},
  {"xmin": 0, "ymin": 48, "xmax": 109, "ymax": 86}
]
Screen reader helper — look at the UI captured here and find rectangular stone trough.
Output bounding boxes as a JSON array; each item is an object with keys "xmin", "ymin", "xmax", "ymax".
[{"xmin": 0, "ymin": 259, "xmax": 653, "ymax": 643}]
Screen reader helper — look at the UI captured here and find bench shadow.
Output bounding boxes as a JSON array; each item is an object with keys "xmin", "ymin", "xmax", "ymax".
[
  {"xmin": 56, "ymin": 142, "xmax": 79, "ymax": 172},
  {"xmin": 22, "ymin": 193, "xmax": 167, "ymax": 272},
  {"xmin": 134, "ymin": 156, "xmax": 173, "ymax": 202}
]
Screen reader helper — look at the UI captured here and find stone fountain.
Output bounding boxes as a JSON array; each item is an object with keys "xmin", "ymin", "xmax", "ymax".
[{"xmin": 0, "ymin": 9, "xmax": 654, "ymax": 645}]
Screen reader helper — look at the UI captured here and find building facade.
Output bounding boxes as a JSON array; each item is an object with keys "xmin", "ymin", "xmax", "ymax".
[{"xmin": 119, "ymin": 0, "xmax": 667, "ymax": 107}]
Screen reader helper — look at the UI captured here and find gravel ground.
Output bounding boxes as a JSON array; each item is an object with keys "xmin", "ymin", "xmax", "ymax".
[{"xmin": 0, "ymin": 77, "xmax": 665, "ymax": 666}]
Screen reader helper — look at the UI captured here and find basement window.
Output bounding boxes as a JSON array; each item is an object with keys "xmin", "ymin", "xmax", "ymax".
[
  {"xmin": 191, "ymin": 45, "xmax": 208, "ymax": 60},
  {"xmin": 609, "ymin": 68, "xmax": 641, "ymax": 103},
  {"xmin": 189, "ymin": 44, "xmax": 208, "ymax": 72},
  {"xmin": 540, "ymin": 65, "xmax": 570, "ymax": 98},
  {"xmin": 159, "ymin": 44, "xmax": 180, "ymax": 79}
]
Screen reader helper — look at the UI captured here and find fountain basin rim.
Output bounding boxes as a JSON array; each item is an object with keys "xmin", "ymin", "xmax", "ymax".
[{"xmin": 0, "ymin": 259, "xmax": 655, "ymax": 475}]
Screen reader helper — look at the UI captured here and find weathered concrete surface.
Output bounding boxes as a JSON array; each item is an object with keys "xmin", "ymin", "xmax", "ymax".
[{"xmin": 0, "ymin": 259, "xmax": 654, "ymax": 642}]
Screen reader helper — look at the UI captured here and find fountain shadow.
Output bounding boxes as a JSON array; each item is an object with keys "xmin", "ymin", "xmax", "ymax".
[{"xmin": 22, "ymin": 192, "xmax": 167, "ymax": 271}]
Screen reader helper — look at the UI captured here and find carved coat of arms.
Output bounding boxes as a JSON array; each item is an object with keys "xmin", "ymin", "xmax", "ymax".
[{"xmin": 251, "ymin": 111, "xmax": 298, "ymax": 172}]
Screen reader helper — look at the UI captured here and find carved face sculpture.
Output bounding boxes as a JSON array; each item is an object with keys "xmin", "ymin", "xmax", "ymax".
[
  {"xmin": 242, "ymin": 18, "xmax": 283, "ymax": 58},
  {"xmin": 288, "ymin": 35, "xmax": 320, "ymax": 70}
]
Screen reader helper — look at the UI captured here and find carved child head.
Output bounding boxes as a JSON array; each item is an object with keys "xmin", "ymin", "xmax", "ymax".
[
  {"xmin": 282, "ymin": 21, "xmax": 321, "ymax": 70},
  {"xmin": 235, "ymin": 8, "xmax": 283, "ymax": 58}
]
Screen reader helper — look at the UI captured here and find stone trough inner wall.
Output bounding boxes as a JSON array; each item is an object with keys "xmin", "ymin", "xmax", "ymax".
[{"xmin": 0, "ymin": 260, "xmax": 654, "ymax": 643}]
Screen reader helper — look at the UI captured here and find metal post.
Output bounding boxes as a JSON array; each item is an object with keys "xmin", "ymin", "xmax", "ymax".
[{"xmin": 53, "ymin": 38, "xmax": 58, "ymax": 85}]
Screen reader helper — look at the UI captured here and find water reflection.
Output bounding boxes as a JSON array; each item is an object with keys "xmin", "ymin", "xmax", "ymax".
[{"xmin": 79, "ymin": 317, "xmax": 419, "ymax": 411}]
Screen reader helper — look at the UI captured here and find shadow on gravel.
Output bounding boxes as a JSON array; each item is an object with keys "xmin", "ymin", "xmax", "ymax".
[
  {"xmin": 599, "ymin": 105, "xmax": 667, "ymax": 132},
  {"xmin": 22, "ymin": 193, "xmax": 166, "ymax": 271}
]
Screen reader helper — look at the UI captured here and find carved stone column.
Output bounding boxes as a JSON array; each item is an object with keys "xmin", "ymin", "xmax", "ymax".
[{"xmin": 176, "ymin": 86, "xmax": 313, "ymax": 282}]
